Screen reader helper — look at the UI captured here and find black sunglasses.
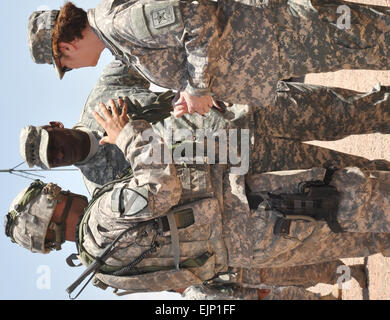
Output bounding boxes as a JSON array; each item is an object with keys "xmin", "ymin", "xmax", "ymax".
[{"xmin": 62, "ymin": 66, "xmax": 73, "ymax": 73}]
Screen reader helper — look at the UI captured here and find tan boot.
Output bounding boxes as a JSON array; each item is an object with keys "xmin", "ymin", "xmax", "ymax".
[{"xmin": 320, "ymin": 286, "xmax": 342, "ymax": 300}]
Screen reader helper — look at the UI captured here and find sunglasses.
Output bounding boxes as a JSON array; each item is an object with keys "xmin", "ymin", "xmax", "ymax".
[{"xmin": 61, "ymin": 66, "xmax": 73, "ymax": 73}]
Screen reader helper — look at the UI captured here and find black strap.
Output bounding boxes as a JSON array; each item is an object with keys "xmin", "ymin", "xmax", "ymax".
[
  {"xmin": 51, "ymin": 193, "xmax": 74, "ymax": 251},
  {"xmin": 112, "ymin": 233, "xmax": 159, "ymax": 277},
  {"xmin": 247, "ymin": 193, "xmax": 264, "ymax": 210},
  {"xmin": 59, "ymin": 193, "xmax": 74, "ymax": 236},
  {"xmin": 270, "ymin": 168, "xmax": 345, "ymax": 234},
  {"xmin": 66, "ymin": 253, "xmax": 82, "ymax": 267},
  {"xmin": 67, "ymin": 220, "xmax": 154, "ymax": 299}
]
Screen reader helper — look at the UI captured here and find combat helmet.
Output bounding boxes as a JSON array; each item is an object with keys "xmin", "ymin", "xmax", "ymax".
[{"xmin": 4, "ymin": 180, "xmax": 71, "ymax": 253}]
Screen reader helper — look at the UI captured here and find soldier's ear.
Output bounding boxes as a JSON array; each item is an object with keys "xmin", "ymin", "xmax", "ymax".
[{"xmin": 58, "ymin": 41, "xmax": 78, "ymax": 54}]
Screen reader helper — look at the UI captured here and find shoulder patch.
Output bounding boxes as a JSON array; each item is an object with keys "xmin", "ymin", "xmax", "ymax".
[
  {"xmin": 121, "ymin": 187, "xmax": 148, "ymax": 216},
  {"xmin": 151, "ymin": 5, "xmax": 175, "ymax": 29},
  {"xmin": 144, "ymin": 1, "xmax": 183, "ymax": 38},
  {"xmin": 117, "ymin": 0, "xmax": 183, "ymax": 40}
]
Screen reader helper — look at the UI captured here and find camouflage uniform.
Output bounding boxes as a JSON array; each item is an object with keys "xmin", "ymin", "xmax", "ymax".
[
  {"xmin": 230, "ymin": 261, "xmax": 367, "ymax": 289},
  {"xmin": 80, "ymin": 120, "xmax": 390, "ymax": 295},
  {"xmin": 88, "ymin": 0, "xmax": 390, "ymax": 107},
  {"xmin": 75, "ymin": 61, "xmax": 390, "ymax": 195},
  {"xmin": 182, "ymin": 259, "xmax": 367, "ymax": 300},
  {"xmin": 251, "ymin": 81, "xmax": 390, "ymax": 173},
  {"xmin": 73, "ymin": 60, "xmax": 158, "ymax": 195},
  {"xmin": 80, "ymin": 119, "xmax": 227, "ymax": 293},
  {"xmin": 182, "ymin": 283, "xmax": 323, "ymax": 300},
  {"xmin": 242, "ymin": 168, "xmax": 390, "ymax": 268}
]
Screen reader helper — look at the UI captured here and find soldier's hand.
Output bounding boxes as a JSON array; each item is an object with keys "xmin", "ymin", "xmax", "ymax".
[
  {"xmin": 174, "ymin": 91, "xmax": 213, "ymax": 117},
  {"xmin": 93, "ymin": 98, "xmax": 129, "ymax": 145}
]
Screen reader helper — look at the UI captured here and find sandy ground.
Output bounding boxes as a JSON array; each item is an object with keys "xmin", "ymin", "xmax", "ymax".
[{"xmin": 297, "ymin": 0, "xmax": 390, "ymax": 299}]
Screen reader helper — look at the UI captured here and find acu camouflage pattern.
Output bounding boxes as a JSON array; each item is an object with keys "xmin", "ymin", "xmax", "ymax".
[
  {"xmin": 74, "ymin": 60, "xmax": 254, "ymax": 195},
  {"xmin": 233, "ymin": 0, "xmax": 270, "ymax": 7},
  {"xmin": 250, "ymin": 81, "xmax": 390, "ymax": 174},
  {"xmin": 278, "ymin": 0, "xmax": 390, "ymax": 79},
  {"xmin": 79, "ymin": 121, "xmax": 390, "ymax": 294},
  {"xmin": 80, "ymin": 120, "xmax": 228, "ymax": 293},
  {"xmin": 88, "ymin": 0, "xmax": 280, "ymax": 104},
  {"xmin": 240, "ymin": 168, "xmax": 390, "ymax": 269},
  {"xmin": 261, "ymin": 286, "xmax": 322, "ymax": 300},
  {"xmin": 88, "ymin": 0, "xmax": 390, "ymax": 107},
  {"xmin": 182, "ymin": 283, "xmax": 323, "ymax": 300},
  {"xmin": 76, "ymin": 60, "xmax": 152, "ymax": 134},
  {"xmin": 7, "ymin": 183, "xmax": 57, "ymax": 254},
  {"xmin": 19, "ymin": 125, "xmax": 50, "ymax": 170},
  {"xmin": 74, "ymin": 59, "xmax": 390, "ymax": 195},
  {"xmin": 74, "ymin": 60, "xmax": 159, "ymax": 195},
  {"xmin": 331, "ymin": 168, "xmax": 390, "ymax": 234},
  {"xmin": 229, "ymin": 261, "xmax": 367, "ymax": 288},
  {"xmin": 27, "ymin": 10, "xmax": 59, "ymax": 65},
  {"xmin": 182, "ymin": 259, "xmax": 367, "ymax": 300},
  {"xmin": 183, "ymin": 283, "xmax": 260, "ymax": 300},
  {"xmin": 148, "ymin": 79, "xmax": 390, "ymax": 176}
]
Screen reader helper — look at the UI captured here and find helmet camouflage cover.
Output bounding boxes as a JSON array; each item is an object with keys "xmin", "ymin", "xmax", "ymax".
[
  {"xmin": 5, "ymin": 181, "xmax": 64, "ymax": 253},
  {"xmin": 27, "ymin": 10, "xmax": 65, "ymax": 79}
]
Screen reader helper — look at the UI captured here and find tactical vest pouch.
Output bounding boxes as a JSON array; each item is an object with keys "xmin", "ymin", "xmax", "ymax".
[
  {"xmin": 94, "ymin": 252, "xmax": 215, "ymax": 294},
  {"xmin": 95, "ymin": 266, "xmax": 202, "ymax": 294},
  {"xmin": 160, "ymin": 208, "xmax": 195, "ymax": 232},
  {"xmin": 107, "ymin": 198, "xmax": 221, "ymax": 282},
  {"xmin": 176, "ymin": 163, "xmax": 214, "ymax": 204}
]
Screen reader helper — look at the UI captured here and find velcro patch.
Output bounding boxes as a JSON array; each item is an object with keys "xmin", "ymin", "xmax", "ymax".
[
  {"xmin": 151, "ymin": 6, "xmax": 175, "ymax": 29},
  {"xmin": 121, "ymin": 187, "xmax": 148, "ymax": 216}
]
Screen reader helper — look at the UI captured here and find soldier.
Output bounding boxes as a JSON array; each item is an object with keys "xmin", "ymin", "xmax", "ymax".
[
  {"xmin": 4, "ymin": 180, "xmax": 364, "ymax": 301},
  {"xmin": 28, "ymin": 0, "xmax": 390, "ymax": 115},
  {"xmin": 19, "ymin": 61, "xmax": 390, "ymax": 196},
  {"xmin": 19, "ymin": 60, "xmax": 176, "ymax": 195},
  {"xmin": 6, "ymin": 100, "xmax": 390, "ymax": 299}
]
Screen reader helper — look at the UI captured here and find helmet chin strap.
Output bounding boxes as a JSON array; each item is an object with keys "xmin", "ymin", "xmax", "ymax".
[{"xmin": 47, "ymin": 191, "xmax": 75, "ymax": 251}]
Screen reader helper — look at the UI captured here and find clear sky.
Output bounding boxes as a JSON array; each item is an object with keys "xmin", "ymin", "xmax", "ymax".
[{"xmin": 0, "ymin": 0, "xmax": 181, "ymax": 300}]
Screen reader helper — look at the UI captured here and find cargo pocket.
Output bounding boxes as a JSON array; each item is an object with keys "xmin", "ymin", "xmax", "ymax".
[
  {"xmin": 251, "ymin": 207, "xmax": 316, "ymax": 265},
  {"xmin": 176, "ymin": 163, "xmax": 215, "ymax": 204}
]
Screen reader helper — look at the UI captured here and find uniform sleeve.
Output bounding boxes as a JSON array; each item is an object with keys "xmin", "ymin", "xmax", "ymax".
[
  {"xmin": 77, "ymin": 60, "xmax": 158, "ymax": 132},
  {"xmin": 115, "ymin": 120, "xmax": 182, "ymax": 219},
  {"xmin": 112, "ymin": 1, "xmax": 216, "ymax": 97},
  {"xmin": 181, "ymin": 2, "xmax": 216, "ymax": 96},
  {"xmin": 99, "ymin": 61, "xmax": 158, "ymax": 107}
]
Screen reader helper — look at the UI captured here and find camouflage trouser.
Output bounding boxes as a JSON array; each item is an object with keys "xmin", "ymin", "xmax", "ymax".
[
  {"xmin": 182, "ymin": 259, "xmax": 369, "ymax": 300},
  {"xmin": 247, "ymin": 168, "xmax": 390, "ymax": 268},
  {"xmin": 277, "ymin": 0, "xmax": 390, "ymax": 78},
  {"xmin": 251, "ymin": 82, "xmax": 390, "ymax": 173},
  {"xmin": 261, "ymin": 286, "xmax": 322, "ymax": 300},
  {"xmin": 182, "ymin": 283, "xmax": 323, "ymax": 300},
  {"xmin": 233, "ymin": 260, "xmax": 366, "ymax": 288}
]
